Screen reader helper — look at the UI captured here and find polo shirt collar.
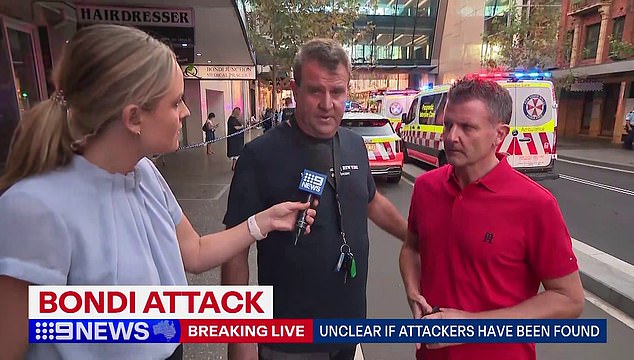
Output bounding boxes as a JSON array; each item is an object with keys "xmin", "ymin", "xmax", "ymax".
[{"xmin": 446, "ymin": 153, "xmax": 511, "ymax": 193}]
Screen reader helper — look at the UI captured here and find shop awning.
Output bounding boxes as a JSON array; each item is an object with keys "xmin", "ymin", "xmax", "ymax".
[
  {"xmin": 552, "ymin": 59, "xmax": 634, "ymax": 78},
  {"xmin": 35, "ymin": 0, "xmax": 255, "ymax": 66}
]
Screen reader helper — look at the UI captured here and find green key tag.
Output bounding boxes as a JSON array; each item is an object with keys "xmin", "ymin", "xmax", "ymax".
[{"xmin": 349, "ymin": 256, "xmax": 357, "ymax": 279}]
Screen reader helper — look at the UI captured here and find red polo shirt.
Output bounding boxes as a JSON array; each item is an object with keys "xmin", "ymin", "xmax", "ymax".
[{"xmin": 408, "ymin": 155, "xmax": 578, "ymax": 360}]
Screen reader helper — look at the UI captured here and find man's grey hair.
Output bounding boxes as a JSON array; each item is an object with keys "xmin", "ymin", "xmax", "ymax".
[
  {"xmin": 447, "ymin": 77, "xmax": 513, "ymax": 125},
  {"xmin": 293, "ymin": 38, "xmax": 351, "ymax": 87}
]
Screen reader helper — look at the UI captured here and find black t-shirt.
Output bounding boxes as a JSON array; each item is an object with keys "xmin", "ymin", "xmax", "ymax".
[{"xmin": 223, "ymin": 121, "xmax": 376, "ymax": 352}]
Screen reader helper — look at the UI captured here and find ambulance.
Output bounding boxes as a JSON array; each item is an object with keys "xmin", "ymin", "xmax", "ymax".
[
  {"xmin": 399, "ymin": 71, "xmax": 558, "ymax": 179},
  {"xmin": 342, "ymin": 112, "xmax": 404, "ymax": 183},
  {"xmin": 368, "ymin": 89, "xmax": 420, "ymax": 125}
]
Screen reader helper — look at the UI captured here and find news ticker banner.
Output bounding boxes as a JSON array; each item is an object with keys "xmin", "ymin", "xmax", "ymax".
[
  {"xmin": 28, "ymin": 286, "xmax": 607, "ymax": 344},
  {"xmin": 28, "ymin": 319, "xmax": 607, "ymax": 344}
]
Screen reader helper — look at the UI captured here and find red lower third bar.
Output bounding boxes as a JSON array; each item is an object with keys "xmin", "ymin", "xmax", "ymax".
[{"xmin": 179, "ymin": 319, "xmax": 313, "ymax": 343}]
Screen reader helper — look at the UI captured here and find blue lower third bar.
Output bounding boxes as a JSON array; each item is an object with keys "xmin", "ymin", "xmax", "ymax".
[{"xmin": 312, "ymin": 319, "xmax": 607, "ymax": 344}]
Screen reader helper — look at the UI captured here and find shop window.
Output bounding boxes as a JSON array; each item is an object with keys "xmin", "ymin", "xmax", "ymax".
[
  {"xmin": 0, "ymin": 17, "xmax": 45, "ymax": 170},
  {"xmin": 7, "ymin": 27, "xmax": 42, "ymax": 111},
  {"xmin": 564, "ymin": 30, "xmax": 574, "ymax": 64},
  {"xmin": 583, "ymin": 23, "xmax": 600, "ymax": 60},
  {"xmin": 0, "ymin": 21, "xmax": 19, "ymax": 170},
  {"xmin": 612, "ymin": 16, "xmax": 625, "ymax": 42},
  {"xmin": 609, "ymin": 16, "xmax": 626, "ymax": 55},
  {"xmin": 580, "ymin": 92, "xmax": 594, "ymax": 134}
]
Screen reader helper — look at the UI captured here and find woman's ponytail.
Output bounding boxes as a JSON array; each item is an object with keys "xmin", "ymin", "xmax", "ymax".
[{"xmin": 0, "ymin": 94, "xmax": 74, "ymax": 191}]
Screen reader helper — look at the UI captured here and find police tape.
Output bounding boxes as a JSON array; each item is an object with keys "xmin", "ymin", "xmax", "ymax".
[{"xmin": 176, "ymin": 116, "xmax": 276, "ymax": 151}]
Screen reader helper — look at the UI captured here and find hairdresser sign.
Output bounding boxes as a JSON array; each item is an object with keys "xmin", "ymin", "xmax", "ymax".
[{"xmin": 76, "ymin": 5, "xmax": 195, "ymax": 64}]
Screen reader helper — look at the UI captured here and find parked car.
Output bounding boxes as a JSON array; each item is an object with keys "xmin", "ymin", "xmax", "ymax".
[{"xmin": 341, "ymin": 112, "xmax": 404, "ymax": 183}]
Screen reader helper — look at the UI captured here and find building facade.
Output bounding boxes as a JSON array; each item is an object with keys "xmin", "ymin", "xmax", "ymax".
[
  {"xmin": 348, "ymin": 0, "xmax": 446, "ymax": 99},
  {"xmin": 555, "ymin": 0, "xmax": 634, "ymax": 143},
  {"xmin": 348, "ymin": 0, "xmax": 508, "ymax": 94},
  {"xmin": 0, "ymin": 0, "xmax": 255, "ymax": 169},
  {"xmin": 435, "ymin": 0, "xmax": 492, "ymax": 84}
]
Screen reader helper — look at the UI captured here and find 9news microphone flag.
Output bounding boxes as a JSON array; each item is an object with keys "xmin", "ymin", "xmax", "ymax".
[{"xmin": 294, "ymin": 169, "xmax": 327, "ymax": 244}]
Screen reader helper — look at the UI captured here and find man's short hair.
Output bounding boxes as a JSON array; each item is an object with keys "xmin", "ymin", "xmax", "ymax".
[
  {"xmin": 448, "ymin": 77, "xmax": 513, "ymax": 125},
  {"xmin": 293, "ymin": 38, "xmax": 351, "ymax": 87}
]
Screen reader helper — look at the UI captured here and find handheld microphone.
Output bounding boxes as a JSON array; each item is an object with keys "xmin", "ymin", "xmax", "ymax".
[{"xmin": 294, "ymin": 169, "xmax": 327, "ymax": 245}]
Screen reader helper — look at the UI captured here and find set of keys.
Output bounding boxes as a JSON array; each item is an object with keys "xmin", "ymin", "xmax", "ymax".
[{"xmin": 334, "ymin": 244, "xmax": 357, "ymax": 283}]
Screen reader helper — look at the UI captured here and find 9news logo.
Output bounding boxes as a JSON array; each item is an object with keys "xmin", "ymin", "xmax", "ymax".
[
  {"xmin": 29, "ymin": 320, "xmax": 174, "ymax": 343},
  {"xmin": 298, "ymin": 170, "xmax": 327, "ymax": 196},
  {"xmin": 33, "ymin": 322, "xmax": 58, "ymax": 341}
]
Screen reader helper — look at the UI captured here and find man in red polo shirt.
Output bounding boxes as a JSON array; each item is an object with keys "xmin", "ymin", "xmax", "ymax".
[{"xmin": 399, "ymin": 77, "xmax": 584, "ymax": 360}]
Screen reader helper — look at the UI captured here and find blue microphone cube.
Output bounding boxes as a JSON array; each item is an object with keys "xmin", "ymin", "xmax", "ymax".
[{"xmin": 298, "ymin": 170, "xmax": 327, "ymax": 196}]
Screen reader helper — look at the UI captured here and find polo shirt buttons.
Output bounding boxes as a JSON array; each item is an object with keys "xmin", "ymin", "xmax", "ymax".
[{"xmin": 457, "ymin": 194, "xmax": 463, "ymax": 200}]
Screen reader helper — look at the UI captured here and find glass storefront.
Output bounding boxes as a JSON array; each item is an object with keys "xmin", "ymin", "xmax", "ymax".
[
  {"xmin": 350, "ymin": 0, "xmax": 439, "ymax": 66},
  {"xmin": 8, "ymin": 27, "xmax": 42, "ymax": 111},
  {"xmin": 0, "ymin": 16, "xmax": 45, "ymax": 170}
]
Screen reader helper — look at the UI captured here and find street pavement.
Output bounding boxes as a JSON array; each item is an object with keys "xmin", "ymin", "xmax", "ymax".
[
  {"xmin": 157, "ymin": 129, "xmax": 634, "ymax": 359},
  {"xmin": 557, "ymin": 137, "xmax": 634, "ymax": 171},
  {"xmin": 542, "ymin": 161, "xmax": 633, "ymax": 264}
]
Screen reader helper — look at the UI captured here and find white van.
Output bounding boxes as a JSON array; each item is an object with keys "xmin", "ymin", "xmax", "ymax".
[{"xmin": 399, "ymin": 72, "xmax": 558, "ymax": 179}]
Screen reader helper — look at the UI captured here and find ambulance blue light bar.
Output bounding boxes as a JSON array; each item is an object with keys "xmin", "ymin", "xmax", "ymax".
[{"xmin": 513, "ymin": 71, "xmax": 552, "ymax": 78}]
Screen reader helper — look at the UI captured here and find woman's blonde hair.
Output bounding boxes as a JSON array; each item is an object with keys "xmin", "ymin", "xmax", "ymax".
[{"xmin": 0, "ymin": 24, "xmax": 177, "ymax": 190}]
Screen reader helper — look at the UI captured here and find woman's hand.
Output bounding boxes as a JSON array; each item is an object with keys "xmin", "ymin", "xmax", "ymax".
[{"xmin": 255, "ymin": 202, "xmax": 316, "ymax": 236}]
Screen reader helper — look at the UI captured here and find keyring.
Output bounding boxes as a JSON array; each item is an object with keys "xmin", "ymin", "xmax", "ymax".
[{"xmin": 340, "ymin": 244, "xmax": 350, "ymax": 254}]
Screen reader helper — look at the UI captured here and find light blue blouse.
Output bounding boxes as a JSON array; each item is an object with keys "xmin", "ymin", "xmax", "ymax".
[{"xmin": 0, "ymin": 156, "xmax": 187, "ymax": 359}]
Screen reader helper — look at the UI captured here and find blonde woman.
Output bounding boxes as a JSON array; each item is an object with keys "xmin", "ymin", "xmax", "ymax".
[{"xmin": 0, "ymin": 25, "xmax": 315, "ymax": 360}]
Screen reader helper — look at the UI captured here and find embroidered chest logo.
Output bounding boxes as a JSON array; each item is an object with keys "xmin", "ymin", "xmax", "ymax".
[
  {"xmin": 337, "ymin": 164, "xmax": 359, "ymax": 176},
  {"xmin": 483, "ymin": 232, "xmax": 494, "ymax": 244}
]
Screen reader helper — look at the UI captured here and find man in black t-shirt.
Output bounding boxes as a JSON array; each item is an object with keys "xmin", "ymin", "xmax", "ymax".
[{"xmin": 222, "ymin": 39, "xmax": 407, "ymax": 360}]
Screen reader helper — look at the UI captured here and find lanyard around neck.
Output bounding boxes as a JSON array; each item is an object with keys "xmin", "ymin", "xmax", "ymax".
[{"xmin": 326, "ymin": 132, "xmax": 347, "ymax": 247}]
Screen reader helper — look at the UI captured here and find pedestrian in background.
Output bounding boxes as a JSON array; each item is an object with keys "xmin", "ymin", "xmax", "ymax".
[
  {"xmin": 226, "ymin": 107, "xmax": 244, "ymax": 170},
  {"xmin": 203, "ymin": 112, "xmax": 218, "ymax": 155},
  {"xmin": 263, "ymin": 108, "xmax": 273, "ymax": 133},
  {"xmin": 624, "ymin": 108, "xmax": 634, "ymax": 150},
  {"xmin": 0, "ymin": 24, "xmax": 316, "ymax": 360},
  {"xmin": 278, "ymin": 96, "xmax": 296, "ymax": 125}
]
